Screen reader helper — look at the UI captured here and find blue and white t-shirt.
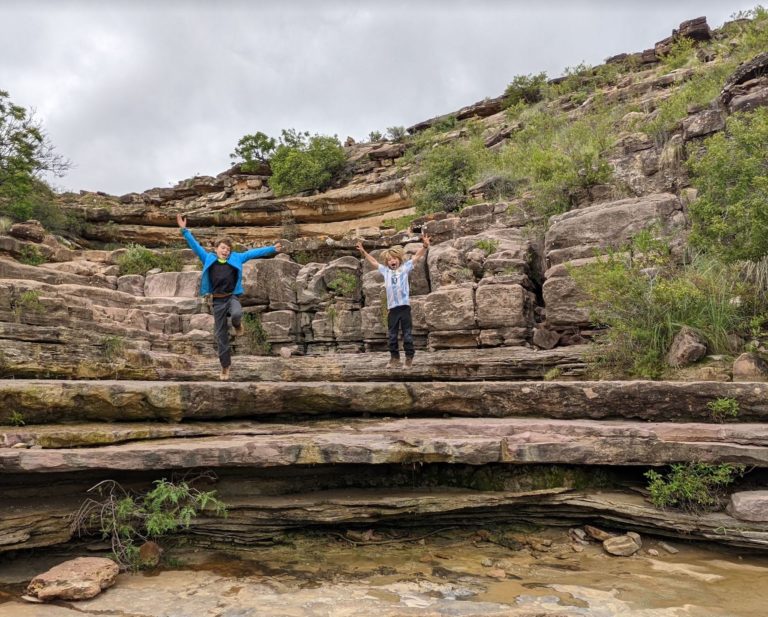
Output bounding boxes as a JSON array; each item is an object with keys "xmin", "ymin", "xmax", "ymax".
[{"xmin": 378, "ymin": 260, "xmax": 414, "ymax": 309}]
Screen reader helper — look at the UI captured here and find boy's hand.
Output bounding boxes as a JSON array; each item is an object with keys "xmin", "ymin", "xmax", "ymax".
[
  {"xmin": 274, "ymin": 242, "xmax": 282, "ymax": 253},
  {"xmin": 421, "ymin": 233, "xmax": 431, "ymax": 248},
  {"xmin": 355, "ymin": 241, "xmax": 365, "ymax": 253},
  {"xmin": 176, "ymin": 214, "xmax": 187, "ymax": 229}
]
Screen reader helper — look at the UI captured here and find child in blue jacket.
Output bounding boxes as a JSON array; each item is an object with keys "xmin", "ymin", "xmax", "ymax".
[{"xmin": 177, "ymin": 214, "xmax": 281, "ymax": 380}]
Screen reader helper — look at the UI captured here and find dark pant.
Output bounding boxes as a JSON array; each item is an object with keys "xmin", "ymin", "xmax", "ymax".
[
  {"xmin": 212, "ymin": 296, "xmax": 242, "ymax": 368},
  {"xmin": 387, "ymin": 305, "xmax": 414, "ymax": 359}
]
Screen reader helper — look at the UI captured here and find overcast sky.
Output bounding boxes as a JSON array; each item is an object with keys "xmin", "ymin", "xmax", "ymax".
[{"xmin": 1, "ymin": 0, "xmax": 758, "ymax": 196}]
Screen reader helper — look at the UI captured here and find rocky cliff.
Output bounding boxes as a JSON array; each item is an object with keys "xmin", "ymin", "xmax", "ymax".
[{"xmin": 2, "ymin": 14, "xmax": 768, "ymax": 559}]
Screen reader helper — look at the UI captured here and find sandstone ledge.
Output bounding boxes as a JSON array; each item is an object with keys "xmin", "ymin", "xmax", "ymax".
[
  {"xmin": 2, "ymin": 379, "xmax": 768, "ymax": 426},
  {"xmin": 3, "ymin": 417, "xmax": 768, "ymax": 473}
]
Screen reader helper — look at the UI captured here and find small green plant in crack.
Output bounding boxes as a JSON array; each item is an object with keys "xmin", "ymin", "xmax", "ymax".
[
  {"xmin": 242, "ymin": 313, "xmax": 271, "ymax": 355},
  {"xmin": 6, "ymin": 410, "xmax": 25, "ymax": 426},
  {"xmin": 72, "ymin": 474, "xmax": 227, "ymax": 571},
  {"xmin": 327, "ymin": 271, "xmax": 359, "ymax": 298},
  {"xmin": 644, "ymin": 462, "xmax": 745, "ymax": 513},
  {"xmin": 18, "ymin": 245, "xmax": 45, "ymax": 266},
  {"xmin": 102, "ymin": 335, "xmax": 126, "ymax": 362},
  {"xmin": 12, "ymin": 290, "xmax": 44, "ymax": 320},
  {"xmin": 706, "ymin": 397, "xmax": 740, "ymax": 423},
  {"xmin": 475, "ymin": 238, "xmax": 500, "ymax": 255}
]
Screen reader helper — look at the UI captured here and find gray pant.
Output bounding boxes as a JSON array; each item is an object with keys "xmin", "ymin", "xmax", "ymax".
[{"xmin": 212, "ymin": 296, "xmax": 242, "ymax": 368}]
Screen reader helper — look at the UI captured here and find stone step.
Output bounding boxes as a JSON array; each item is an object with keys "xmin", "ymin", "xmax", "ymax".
[
  {"xmin": 2, "ymin": 379, "xmax": 766, "ymax": 426},
  {"xmin": 3, "ymin": 417, "xmax": 767, "ymax": 473},
  {"xmin": 0, "ymin": 345, "xmax": 588, "ymax": 381}
]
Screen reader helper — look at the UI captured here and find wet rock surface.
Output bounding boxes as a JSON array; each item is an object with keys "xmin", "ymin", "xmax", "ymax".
[{"xmin": 1, "ymin": 528, "xmax": 767, "ymax": 616}]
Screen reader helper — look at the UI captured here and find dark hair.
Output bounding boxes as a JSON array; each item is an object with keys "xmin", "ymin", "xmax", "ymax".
[{"xmin": 214, "ymin": 237, "xmax": 233, "ymax": 249}]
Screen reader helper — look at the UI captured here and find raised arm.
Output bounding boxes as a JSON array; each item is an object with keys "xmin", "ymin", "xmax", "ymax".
[
  {"xmin": 411, "ymin": 233, "xmax": 430, "ymax": 262},
  {"xmin": 177, "ymin": 214, "xmax": 208, "ymax": 261},
  {"xmin": 356, "ymin": 241, "xmax": 380, "ymax": 269}
]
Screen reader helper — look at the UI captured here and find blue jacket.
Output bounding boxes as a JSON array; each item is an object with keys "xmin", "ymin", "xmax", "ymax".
[{"xmin": 181, "ymin": 228, "xmax": 277, "ymax": 296}]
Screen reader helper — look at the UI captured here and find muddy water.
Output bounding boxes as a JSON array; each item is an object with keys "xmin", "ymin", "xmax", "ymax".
[{"xmin": 1, "ymin": 527, "xmax": 766, "ymax": 616}]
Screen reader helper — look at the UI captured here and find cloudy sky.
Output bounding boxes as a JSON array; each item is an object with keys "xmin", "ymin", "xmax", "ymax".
[{"xmin": 1, "ymin": 0, "xmax": 758, "ymax": 196}]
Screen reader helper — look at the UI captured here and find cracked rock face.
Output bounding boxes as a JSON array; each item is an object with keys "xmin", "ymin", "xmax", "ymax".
[{"xmin": 25, "ymin": 557, "xmax": 119, "ymax": 601}]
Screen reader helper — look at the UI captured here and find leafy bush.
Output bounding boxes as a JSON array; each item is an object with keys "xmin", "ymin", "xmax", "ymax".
[
  {"xmin": 18, "ymin": 245, "xmax": 45, "ymax": 266},
  {"xmin": 73, "ymin": 476, "xmax": 227, "ymax": 571},
  {"xmin": 368, "ymin": 130, "xmax": 383, "ymax": 142},
  {"xmin": 117, "ymin": 244, "xmax": 184, "ymax": 276},
  {"xmin": 409, "ymin": 136, "xmax": 489, "ymax": 214},
  {"xmin": 102, "ymin": 335, "xmax": 125, "ymax": 362},
  {"xmin": 386, "ymin": 126, "xmax": 406, "ymax": 141},
  {"xmin": 431, "ymin": 115, "xmax": 458, "ymax": 133},
  {"xmin": 644, "ymin": 462, "xmax": 745, "ymax": 513},
  {"xmin": 242, "ymin": 313, "xmax": 271, "ymax": 355},
  {"xmin": 570, "ymin": 233, "xmax": 757, "ymax": 378},
  {"xmin": 0, "ymin": 90, "xmax": 70, "ymax": 228},
  {"xmin": 230, "ymin": 131, "xmax": 276, "ymax": 172},
  {"xmin": 660, "ymin": 36, "xmax": 697, "ymax": 70},
  {"xmin": 707, "ymin": 397, "xmax": 740, "ymax": 422},
  {"xmin": 269, "ymin": 129, "xmax": 347, "ymax": 196},
  {"xmin": 504, "ymin": 72, "xmax": 548, "ymax": 107},
  {"xmin": 688, "ymin": 108, "xmax": 768, "ymax": 262},
  {"xmin": 642, "ymin": 61, "xmax": 734, "ymax": 144},
  {"xmin": 327, "ymin": 271, "xmax": 359, "ymax": 298}
]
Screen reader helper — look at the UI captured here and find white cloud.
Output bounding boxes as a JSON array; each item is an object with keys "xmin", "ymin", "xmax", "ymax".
[{"xmin": 0, "ymin": 0, "xmax": 759, "ymax": 195}]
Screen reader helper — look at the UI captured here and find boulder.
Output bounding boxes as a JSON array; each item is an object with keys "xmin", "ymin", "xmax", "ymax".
[
  {"xmin": 533, "ymin": 328, "xmax": 561, "ymax": 350},
  {"xmin": 682, "ymin": 109, "xmax": 725, "ymax": 141},
  {"xmin": 603, "ymin": 534, "xmax": 641, "ymax": 556},
  {"xmin": 726, "ymin": 491, "xmax": 768, "ymax": 522},
  {"xmin": 666, "ymin": 326, "xmax": 707, "ymax": 368},
  {"xmin": 117, "ymin": 274, "xmax": 145, "ymax": 296},
  {"xmin": 732, "ymin": 352, "xmax": 768, "ymax": 382},
  {"xmin": 144, "ymin": 272, "xmax": 200, "ymax": 298},
  {"xmin": 9, "ymin": 220, "xmax": 46, "ymax": 243},
  {"xmin": 422, "ymin": 285, "xmax": 476, "ymax": 331},
  {"xmin": 475, "ymin": 283, "xmax": 533, "ymax": 329},
  {"xmin": 26, "ymin": 557, "xmax": 119, "ymax": 601}
]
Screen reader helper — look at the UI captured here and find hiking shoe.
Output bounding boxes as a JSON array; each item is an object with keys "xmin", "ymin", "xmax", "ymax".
[
  {"xmin": 386, "ymin": 358, "xmax": 402, "ymax": 369},
  {"xmin": 404, "ymin": 357, "xmax": 413, "ymax": 368},
  {"xmin": 233, "ymin": 323, "xmax": 245, "ymax": 336},
  {"xmin": 219, "ymin": 366, "xmax": 230, "ymax": 381}
]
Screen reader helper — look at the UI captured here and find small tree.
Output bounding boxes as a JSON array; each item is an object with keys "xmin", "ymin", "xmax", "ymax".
[
  {"xmin": 230, "ymin": 131, "xmax": 276, "ymax": 172},
  {"xmin": 0, "ymin": 90, "xmax": 70, "ymax": 224},
  {"xmin": 269, "ymin": 129, "xmax": 347, "ymax": 196},
  {"xmin": 504, "ymin": 72, "xmax": 549, "ymax": 107}
]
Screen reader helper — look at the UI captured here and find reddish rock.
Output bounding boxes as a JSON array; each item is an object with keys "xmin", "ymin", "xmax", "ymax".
[
  {"xmin": 666, "ymin": 326, "xmax": 707, "ymax": 368},
  {"xmin": 26, "ymin": 557, "xmax": 119, "ymax": 601},
  {"xmin": 732, "ymin": 352, "xmax": 768, "ymax": 382}
]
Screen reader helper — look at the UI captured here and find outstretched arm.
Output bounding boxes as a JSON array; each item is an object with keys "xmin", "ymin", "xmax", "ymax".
[
  {"xmin": 177, "ymin": 214, "xmax": 208, "ymax": 261},
  {"xmin": 411, "ymin": 233, "xmax": 430, "ymax": 262},
  {"xmin": 356, "ymin": 241, "xmax": 380, "ymax": 269}
]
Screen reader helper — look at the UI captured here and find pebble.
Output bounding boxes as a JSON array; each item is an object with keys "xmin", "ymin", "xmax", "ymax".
[{"xmin": 659, "ymin": 542, "xmax": 679, "ymax": 554}]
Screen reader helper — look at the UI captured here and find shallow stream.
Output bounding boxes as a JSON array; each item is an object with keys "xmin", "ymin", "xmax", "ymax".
[{"xmin": 1, "ymin": 527, "xmax": 766, "ymax": 616}]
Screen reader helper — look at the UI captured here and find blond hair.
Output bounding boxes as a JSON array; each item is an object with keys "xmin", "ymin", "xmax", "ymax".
[{"xmin": 381, "ymin": 246, "xmax": 405, "ymax": 264}]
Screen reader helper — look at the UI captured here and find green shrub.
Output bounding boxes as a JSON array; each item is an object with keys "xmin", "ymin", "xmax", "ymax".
[
  {"xmin": 642, "ymin": 61, "xmax": 734, "ymax": 144},
  {"xmin": 386, "ymin": 126, "xmax": 406, "ymax": 141},
  {"xmin": 475, "ymin": 238, "xmax": 500, "ymax": 254},
  {"xmin": 382, "ymin": 213, "xmax": 418, "ymax": 232},
  {"xmin": 570, "ymin": 233, "xmax": 756, "ymax": 378},
  {"xmin": 0, "ymin": 90, "xmax": 70, "ymax": 230},
  {"xmin": 327, "ymin": 271, "xmax": 358, "ymax": 298},
  {"xmin": 707, "ymin": 397, "xmax": 740, "ymax": 422},
  {"xmin": 431, "ymin": 115, "xmax": 458, "ymax": 132},
  {"xmin": 269, "ymin": 129, "xmax": 347, "ymax": 196},
  {"xmin": 102, "ymin": 335, "xmax": 125, "ymax": 362},
  {"xmin": 242, "ymin": 313, "xmax": 271, "ymax": 355},
  {"xmin": 644, "ymin": 462, "xmax": 745, "ymax": 513},
  {"xmin": 73, "ymin": 476, "xmax": 227, "ymax": 571},
  {"xmin": 117, "ymin": 244, "xmax": 184, "ymax": 276},
  {"xmin": 368, "ymin": 130, "xmax": 383, "ymax": 142},
  {"xmin": 6, "ymin": 410, "xmax": 25, "ymax": 426},
  {"xmin": 660, "ymin": 36, "xmax": 697, "ymax": 70},
  {"xmin": 18, "ymin": 245, "xmax": 45, "ymax": 266},
  {"xmin": 409, "ymin": 136, "xmax": 489, "ymax": 214},
  {"xmin": 688, "ymin": 108, "xmax": 768, "ymax": 262},
  {"xmin": 230, "ymin": 131, "xmax": 276, "ymax": 172},
  {"xmin": 504, "ymin": 72, "xmax": 548, "ymax": 107}
]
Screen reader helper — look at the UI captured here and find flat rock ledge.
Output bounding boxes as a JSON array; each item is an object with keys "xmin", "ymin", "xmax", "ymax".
[
  {"xmin": 3, "ymin": 417, "xmax": 768, "ymax": 473},
  {"xmin": 3, "ymin": 379, "xmax": 768, "ymax": 425}
]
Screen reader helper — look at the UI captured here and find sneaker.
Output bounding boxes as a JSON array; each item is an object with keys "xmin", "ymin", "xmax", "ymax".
[
  {"xmin": 219, "ymin": 366, "xmax": 230, "ymax": 381},
  {"xmin": 386, "ymin": 358, "xmax": 402, "ymax": 369},
  {"xmin": 233, "ymin": 323, "xmax": 245, "ymax": 336},
  {"xmin": 404, "ymin": 357, "xmax": 413, "ymax": 368}
]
